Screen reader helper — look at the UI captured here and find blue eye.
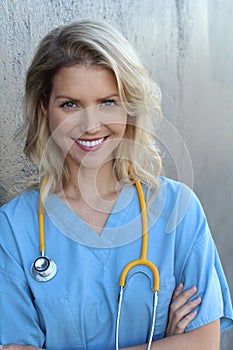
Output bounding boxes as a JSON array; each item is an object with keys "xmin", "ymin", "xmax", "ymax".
[
  {"xmin": 60, "ymin": 101, "xmax": 76, "ymax": 109},
  {"xmin": 101, "ymin": 99, "xmax": 118, "ymax": 107}
]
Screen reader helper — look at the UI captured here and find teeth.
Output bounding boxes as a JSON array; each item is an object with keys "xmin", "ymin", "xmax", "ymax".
[{"xmin": 77, "ymin": 137, "xmax": 104, "ymax": 147}]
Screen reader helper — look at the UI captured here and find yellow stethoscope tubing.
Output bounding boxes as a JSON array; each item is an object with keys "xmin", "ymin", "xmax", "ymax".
[
  {"xmin": 38, "ymin": 176, "xmax": 47, "ymax": 255},
  {"xmin": 118, "ymin": 180, "xmax": 160, "ymax": 292},
  {"xmin": 39, "ymin": 176, "xmax": 160, "ymax": 292}
]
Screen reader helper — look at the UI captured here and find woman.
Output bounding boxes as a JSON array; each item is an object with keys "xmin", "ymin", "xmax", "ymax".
[{"xmin": 0, "ymin": 20, "xmax": 232, "ymax": 350}]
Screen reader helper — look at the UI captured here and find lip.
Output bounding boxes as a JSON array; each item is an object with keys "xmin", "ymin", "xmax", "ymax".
[{"xmin": 72, "ymin": 136, "xmax": 109, "ymax": 152}]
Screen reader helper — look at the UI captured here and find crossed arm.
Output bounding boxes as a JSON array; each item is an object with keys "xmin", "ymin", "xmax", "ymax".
[
  {"xmin": 122, "ymin": 283, "xmax": 220, "ymax": 350},
  {"xmin": 121, "ymin": 284, "xmax": 220, "ymax": 350},
  {"xmin": 1, "ymin": 284, "xmax": 220, "ymax": 350},
  {"xmin": 122, "ymin": 321, "xmax": 220, "ymax": 350}
]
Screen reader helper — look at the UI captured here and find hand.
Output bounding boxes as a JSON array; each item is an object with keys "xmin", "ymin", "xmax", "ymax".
[
  {"xmin": 0, "ymin": 346, "xmax": 43, "ymax": 350},
  {"xmin": 166, "ymin": 283, "xmax": 202, "ymax": 337}
]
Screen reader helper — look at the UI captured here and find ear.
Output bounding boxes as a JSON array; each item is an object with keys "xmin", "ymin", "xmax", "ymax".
[{"xmin": 40, "ymin": 98, "xmax": 48, "ymax": 118}]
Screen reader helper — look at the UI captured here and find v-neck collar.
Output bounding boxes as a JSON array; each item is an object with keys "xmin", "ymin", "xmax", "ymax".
[{"xmin": 44, "ymin": 185, "xmax": 143, "ymax": 248}]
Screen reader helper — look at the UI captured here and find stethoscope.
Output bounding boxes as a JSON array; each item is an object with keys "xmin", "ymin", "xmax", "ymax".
[
  {"xmin": 30, "ymin": 176, "xmax": 57, "ymax": 282},
  {"xmin": 31, "ymin": 176, "xmax": 160, "ymax": 350}
]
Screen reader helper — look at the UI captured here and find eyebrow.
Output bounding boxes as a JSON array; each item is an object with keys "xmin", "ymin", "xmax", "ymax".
[{"xmin": 54, "ymin": 93, "xmax": 120, "ymax": 102}]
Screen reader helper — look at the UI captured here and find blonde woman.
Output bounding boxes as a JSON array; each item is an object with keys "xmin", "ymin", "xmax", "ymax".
[{"xmin": 0, "ymin": 20, "xmax": 232, "ymax": 350}]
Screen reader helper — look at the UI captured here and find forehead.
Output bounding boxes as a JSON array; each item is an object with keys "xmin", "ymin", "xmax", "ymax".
[{"xmin": 51, "ymin": 64, "xmax": 118, "ymax": 95}]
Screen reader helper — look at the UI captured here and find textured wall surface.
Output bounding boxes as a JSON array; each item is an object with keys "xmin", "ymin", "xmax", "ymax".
[{"xmin": 0, "ymin": 0, "xmax": 232, "ymax": 347}]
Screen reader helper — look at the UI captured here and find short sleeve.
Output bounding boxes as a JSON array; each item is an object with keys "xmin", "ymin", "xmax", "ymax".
[
  {"xmin": 174, "ymin": 190, "xmax": 233, "ymax": 333},
  {"xmin": 0, "ymin": 211, "xmax": 45, "ymax": 347}
]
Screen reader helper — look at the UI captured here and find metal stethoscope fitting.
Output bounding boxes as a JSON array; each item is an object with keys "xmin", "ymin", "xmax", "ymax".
[
  {"xmin": 31, "ymin": 254, "xmax": 57, "ymax": 282},
  {"xmin": 31, "ymin": 175, "xmax": 160, "ymax": 349}
]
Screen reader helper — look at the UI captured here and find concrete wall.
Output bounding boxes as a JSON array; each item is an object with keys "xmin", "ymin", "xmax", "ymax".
[{"xmin": 0, "ymin": 0, "xmax": 232, "ymax": 347}]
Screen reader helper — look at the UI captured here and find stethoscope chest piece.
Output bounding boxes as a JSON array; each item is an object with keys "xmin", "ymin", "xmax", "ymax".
[{"xmin": 31, "ymin": 256, "xmax": 57, "ymax": 282}]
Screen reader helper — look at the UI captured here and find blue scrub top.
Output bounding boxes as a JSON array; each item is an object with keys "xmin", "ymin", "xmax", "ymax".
[{"xmin": 0, "ymin": 177, "xmax": 232, "ymax": 349}]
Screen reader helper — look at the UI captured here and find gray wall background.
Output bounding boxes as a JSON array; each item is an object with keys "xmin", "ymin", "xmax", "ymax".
[{"xmin": 0, "ymin": 0, "xmax": 232, "ymax": 348}]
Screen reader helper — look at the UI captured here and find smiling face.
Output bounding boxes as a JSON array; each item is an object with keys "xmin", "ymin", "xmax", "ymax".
[{"xmin": 43, "ymin": 65, "xmax": 127, "ymax": 172}]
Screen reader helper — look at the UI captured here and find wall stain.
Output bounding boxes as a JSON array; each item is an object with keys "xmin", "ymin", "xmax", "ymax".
[{"xmin": 174, "ymin": 0, "xmax": 190, "ymax": 82}]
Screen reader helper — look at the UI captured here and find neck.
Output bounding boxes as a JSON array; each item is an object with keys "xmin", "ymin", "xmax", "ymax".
[{"xmin": 64, "ymin": 159, "xmax": 119, "ymax": 202}]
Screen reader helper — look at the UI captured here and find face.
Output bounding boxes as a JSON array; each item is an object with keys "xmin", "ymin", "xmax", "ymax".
[{"xmin": 43, "ymin": 65, "xmax": 127, "ymax": 171}]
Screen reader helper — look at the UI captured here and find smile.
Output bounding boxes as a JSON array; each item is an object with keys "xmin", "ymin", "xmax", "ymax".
[
  {"xmin": 73, "ymin": 136, "xmax": 109, "ymax": 151},
  {"xmin": 77, "ymin": 137, "xmax": 104, "ymax": 147}
]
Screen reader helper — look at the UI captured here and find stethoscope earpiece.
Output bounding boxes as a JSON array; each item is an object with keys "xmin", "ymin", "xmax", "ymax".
[{"xmin": 31, "ymin": 256, "xmax": 57, "ymax": 282}]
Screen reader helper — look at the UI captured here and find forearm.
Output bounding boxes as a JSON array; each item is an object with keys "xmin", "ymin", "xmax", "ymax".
[{"xmin": 122, "ymin": 320, "xmax": 220, "ymax": 350}]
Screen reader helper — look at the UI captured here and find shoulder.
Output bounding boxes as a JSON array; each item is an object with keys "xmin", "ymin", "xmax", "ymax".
[
  {"xmin": 153, "ymin": 177, "xmax": 206, "ymax": 233},
  {"xmin": 0, "ymin": 191, "xmax": 40, "ymax": 250},
  {"xmin": 157, "ymin": 176, "xmax": 194, "ymax": 198},
  {"xmin": 0, "ymin": 190, "xmax": 39, "ymax": 221},
  {"xmin": 156, "ymin": 176, "xmax": 202, "ymax": 212}
]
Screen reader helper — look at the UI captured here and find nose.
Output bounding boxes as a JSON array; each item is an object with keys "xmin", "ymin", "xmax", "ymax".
[{"xmin": 79, "ymin": 106, "xmax": 101, "ymax": 134}]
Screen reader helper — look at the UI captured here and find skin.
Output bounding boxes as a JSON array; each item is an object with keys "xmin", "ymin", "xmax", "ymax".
[
  {"xmin": 166, "ymin": 283, "xmax": 201, "ymax": 336},
  {"xmin": 2, "ymin": 65, "xmax": 220, "ymax": 349},
  {"xmin": 122, "ymin": 321, "xmax": 220, "ymax": 350}
]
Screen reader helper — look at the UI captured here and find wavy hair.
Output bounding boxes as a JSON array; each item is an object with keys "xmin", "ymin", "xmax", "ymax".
[{"xmin": 22, "ymin": 19, "xmax": 162, "ymax": 200}]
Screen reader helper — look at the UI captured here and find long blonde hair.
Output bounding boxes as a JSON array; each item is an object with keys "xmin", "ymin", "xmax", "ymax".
[{"xmin": 22, "ymin": 19, "xmax": 162, "ymax": 199}]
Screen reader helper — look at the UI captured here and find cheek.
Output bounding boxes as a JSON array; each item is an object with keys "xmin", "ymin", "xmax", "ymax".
[
  {"xmin": 114, "ymin": 112, "xmax": 127, "ymax": 136},
  {"xmin": 119, "ymin": 123, "xmax": 127, "ymax": 138},
  {"xmin": 49, "ymin": 120, "xmax": 58, "ymax": 135},
  {"xmin": 48, "ymin": 112, "xmax": 63, "ymax": 134},
  {"xmin": 48, "ymin": 112, "xmax": 73, "ymax": 138},
  {"xmin": 47, "ymin": 114, "xmax": 74, "ymax": 157},
  {"xmin": 109, "ymin": 123, "xmax": 127, "ymax": 141},
  {"xmin": 120, "ymin": 116, "xmax": 128, "ymax": 137}
]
